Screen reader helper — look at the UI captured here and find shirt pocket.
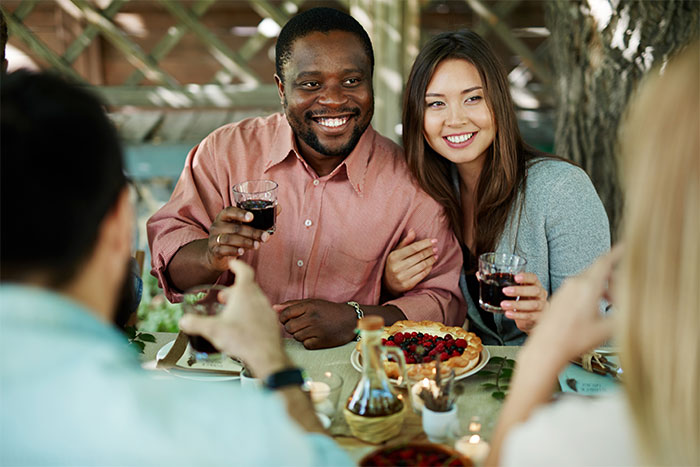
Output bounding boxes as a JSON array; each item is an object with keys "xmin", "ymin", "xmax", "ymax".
[{"xmin": 320, "ymin": 244, "xmax": 383, "ymax": 289}]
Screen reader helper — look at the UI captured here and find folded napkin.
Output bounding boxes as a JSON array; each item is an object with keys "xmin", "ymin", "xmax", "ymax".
[
  {"xmin": 156, "ymin": 332, "xmax": 243, "ymax": 375},
  {"xmin": 558, "ymin": 355, "xmax": 621, "ymax": 395}
]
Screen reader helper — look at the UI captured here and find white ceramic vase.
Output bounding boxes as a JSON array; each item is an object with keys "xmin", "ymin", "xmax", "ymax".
[{"xmin": 422, "ymin": 405, "xmax": 457, "ymax": 443}]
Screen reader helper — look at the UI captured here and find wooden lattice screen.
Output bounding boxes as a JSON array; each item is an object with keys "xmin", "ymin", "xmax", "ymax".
[{"xmin": 1, "ymin": 0, "xmax": 549, "ymax": 145}]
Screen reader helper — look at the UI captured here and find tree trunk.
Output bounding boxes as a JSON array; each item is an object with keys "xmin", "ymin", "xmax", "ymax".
[{"xmin": 545, "ymin": 0, "xmax": 699, "ymax": 238}]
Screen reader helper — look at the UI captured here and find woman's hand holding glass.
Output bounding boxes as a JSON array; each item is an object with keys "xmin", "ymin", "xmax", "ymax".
[
  {"xmin": 383, "ymin": 229, "xmax": 438, "ymax": 296},
  {"xmin": 497, "ymin": 272, "xmax": 548, "ymax": 333}
]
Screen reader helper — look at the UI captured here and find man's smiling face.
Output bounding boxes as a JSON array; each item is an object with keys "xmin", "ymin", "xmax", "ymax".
[{"xmin": 276, "ymin": 30, "xmax": 374, "ymax": 162}]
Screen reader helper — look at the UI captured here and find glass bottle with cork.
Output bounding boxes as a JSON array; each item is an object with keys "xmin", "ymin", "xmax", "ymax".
[{"xmin": 343, "ymin": 316, "xmax": 407, "ymax": 443}]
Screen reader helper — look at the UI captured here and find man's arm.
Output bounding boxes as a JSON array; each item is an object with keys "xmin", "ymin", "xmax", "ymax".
[
  {"xmin": 147, "ymin": 140, "xmax": 268, "ymax": 300},
  {"xmin": 383, "ymin": 199, "xmax": 465, "ymax": 326},
  {"xmin": 275, "ymin": 301, "xmax": 406, "ymax": 349}
]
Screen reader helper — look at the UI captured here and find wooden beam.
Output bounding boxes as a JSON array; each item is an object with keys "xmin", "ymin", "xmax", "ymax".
[
  {"xmin": 12, "ymin": 0, "xmax": 38, "ymax": 21},
  {"xmin": 68, "ymin": 0, "xmax": 179, "ymax": 87},
  {"xmin": 124, "ymin": 0, "xmax": 216, "ymax": 86},
  {"xmin": 212, "ymin": 0, "xmax": 305, "ymax": 85},
  {"xmin": 463, "ymin": 0, "xmax": 550, "ymax": 83},
  {"xmin": 1, "ymin": 5, "xmax": 85, "ymax": 82},
  {"xmin": 62, "ymin": 0, "xmax": 126, "ymax": 65},
  {"xmin": 159, "ymin": 0, "xmax": 260, "ymax": 85},
  {"xmin": 95, "ymin": 84, "xmax": 281, "ymax": 108}
]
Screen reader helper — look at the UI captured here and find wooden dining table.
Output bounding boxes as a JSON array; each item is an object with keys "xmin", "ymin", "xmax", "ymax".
[{"xmin": 141, "ymin": 332, "xmax": 521, "ymax": 463}]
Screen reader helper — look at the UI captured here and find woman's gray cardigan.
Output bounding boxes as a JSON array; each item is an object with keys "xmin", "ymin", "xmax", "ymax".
[{"xmin": 456, "ymin": 158, "xmax": 611, "ymax": 345}]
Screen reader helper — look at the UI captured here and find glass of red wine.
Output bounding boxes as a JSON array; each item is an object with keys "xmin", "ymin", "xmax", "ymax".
[
  {"xmin": 182, "ymin": 284, "xmax": 227, "ymax": 362},
  {"xmin": 477, "ymin": 253, "xmax": 527, "ymax": 313},
  {"xmin": 232, "ymin": 179, "xmax": 278, "ymax": 234}
]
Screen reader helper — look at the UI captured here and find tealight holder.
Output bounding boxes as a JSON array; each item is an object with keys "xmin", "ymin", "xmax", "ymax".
[
  {"xmin": 453, "ymin": 416, "xmax": 491, "ymax": 466},
  {"xmin": 302, "ymin": 369, "xmax": 343, "ymax": 423},
  {"xmin": 415, "ymin": 363, "xmax": 458, "ymax": 442}
]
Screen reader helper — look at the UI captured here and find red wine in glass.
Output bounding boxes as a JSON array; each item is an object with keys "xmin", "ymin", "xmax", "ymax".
[
  {"xmin": 479, "ymin": 272, "xmax": 517, "ymax": 312},
  {"xmin": 237, "ymin": 199, "xmax": 276, "ymax": 233}
]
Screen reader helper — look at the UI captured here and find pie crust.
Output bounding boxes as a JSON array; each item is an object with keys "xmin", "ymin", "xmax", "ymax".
[{"xmin": 357, "ymin": 320, "xmax": 483, "ymax": 379}]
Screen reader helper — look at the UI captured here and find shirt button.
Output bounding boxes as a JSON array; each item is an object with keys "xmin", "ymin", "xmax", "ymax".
[
  {"xmin": 304, "ymin": 219, "xmax": 312, "ymax": 227},
  {"xmin": 297, "ymin": 260, "xmax": 304, "ymax": 267},
  {"xmin": 312, "ymin": 179, "xmax": 320, "ymax": 186}
]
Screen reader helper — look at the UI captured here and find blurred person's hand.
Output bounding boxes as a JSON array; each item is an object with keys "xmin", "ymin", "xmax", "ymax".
[{"xmin": 179, "ymin": 259, "xmax": 288, "ymax": 378}]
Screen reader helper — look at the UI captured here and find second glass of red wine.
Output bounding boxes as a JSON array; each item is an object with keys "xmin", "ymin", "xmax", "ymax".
[
  {"xmin": 477, "ymin": 253, "xmax": 527, "ymax": 313},
  {"xmin": 232, "ymin": 179, "xmax": 278, "ymax": 234},
  {"xmin": 182, "ymin": 284, "xmax": 227, "ymax": 362}
]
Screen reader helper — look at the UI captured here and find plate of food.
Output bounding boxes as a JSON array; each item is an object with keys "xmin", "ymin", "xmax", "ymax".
[
  {"xmin": 360, "ymin": 442, "xmax": 472, "ymax": 466},
  {"xmin": 156, "ymin": 339, "xmax": 242, "ymax": 382},
  {"xmin": 350, "ymin": 320, "xmax": 490, "ymax": 384}
]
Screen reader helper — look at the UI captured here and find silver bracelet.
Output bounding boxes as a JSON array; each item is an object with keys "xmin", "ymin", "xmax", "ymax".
[{"xmin": 347, "ymin": 301, "xmax": 364, "ymax": 320}]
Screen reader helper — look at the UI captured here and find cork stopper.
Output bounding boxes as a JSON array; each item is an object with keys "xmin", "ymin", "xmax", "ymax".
[{"xmin": 358, "ymin": 315, "xmax": 384, "ymax": 331}]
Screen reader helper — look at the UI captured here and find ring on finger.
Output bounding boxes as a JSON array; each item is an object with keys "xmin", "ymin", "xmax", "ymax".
[{"xmin": 216, "ymin": 233, "xmax": 223, "ymax": 245}]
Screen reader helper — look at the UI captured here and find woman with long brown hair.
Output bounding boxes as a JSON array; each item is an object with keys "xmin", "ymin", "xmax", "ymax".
[
  {"xmin": 487, "ymin": 41, "xmax": 699, "ymax": 466},
  {"xmin": 384, "ymin": 30, "xmax": 610, "ymax": 344}
]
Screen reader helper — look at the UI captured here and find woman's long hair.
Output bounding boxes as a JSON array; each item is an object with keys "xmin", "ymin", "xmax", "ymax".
[
  {"xmin": 617, "ymin": 41, "xmax": 699, "ymax": 465},
  {"xmin": 402, "ymin": 29, "xmax": 547, "ymax": 264}
]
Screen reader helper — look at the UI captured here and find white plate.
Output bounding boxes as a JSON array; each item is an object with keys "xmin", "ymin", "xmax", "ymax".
[
  {"xmin": 350, "ymin": 347, "xmax": 490, "ymax": 384},
  {"xmin": 594, "ymin": 346, "xmax": 618, "ymax": 356},
  {"xmin": 156, "ymin": 340, "xmax": 240, "ymax": 382}
]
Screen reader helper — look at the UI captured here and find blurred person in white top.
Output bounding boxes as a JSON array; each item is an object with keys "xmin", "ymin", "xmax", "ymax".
[{"xmin": 486, "ymin": 41, "xmax": 700, "ymax": 467}]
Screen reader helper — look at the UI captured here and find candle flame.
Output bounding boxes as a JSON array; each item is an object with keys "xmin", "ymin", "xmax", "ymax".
[{"xmin": 469, "ymin": 434, "xmax": 481, "ymax": 444}]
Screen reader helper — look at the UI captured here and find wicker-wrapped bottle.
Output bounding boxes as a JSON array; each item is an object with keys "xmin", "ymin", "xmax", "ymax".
[{"xmin": 343, "ymin": 316, "xmax": 406, "ymax": 443}]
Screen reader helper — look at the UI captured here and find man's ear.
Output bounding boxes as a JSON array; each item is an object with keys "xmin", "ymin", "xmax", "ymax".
[{"xmin": 274, "ymin": 74, "xmax": 285, "ymax": 106}]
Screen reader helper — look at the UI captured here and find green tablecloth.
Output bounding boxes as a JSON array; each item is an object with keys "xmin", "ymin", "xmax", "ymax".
[{"xmin": 141, "ymin": 332, "xmax": 520, "ymax": 461}]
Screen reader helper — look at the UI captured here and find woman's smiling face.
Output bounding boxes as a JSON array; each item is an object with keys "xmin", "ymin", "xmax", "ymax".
[{"xmin": 422, "ymin": 58, "xmax": 495, "ymax": 172}]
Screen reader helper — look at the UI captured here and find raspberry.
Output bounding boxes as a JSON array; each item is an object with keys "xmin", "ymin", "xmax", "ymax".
[
  {"xmin": 384, "ymin": 340, "xmax": 396, "ymax": 346},
  {"xmin": 409, "ymin": 344, "xmax": 417, "ymax": 353},
  {"xmin": 440, "ymin": 352, "xmax": 450, "ymax": 361},
  {"xmin": 393, "ymin": 334, "xmax": 405, "ymax": 344},
  {"xmin": 451, "ymin": 350, "xmax": 461, "ymax": 357},
  {"xmin": 455, "ymin": 338, "xmax": 467, "ymax": 348},
  {"xmin": 423, "ymin": 356, "xmax": 432, "ymax": 363},
  {"xmin": 444, "ymin": 333, "xmax": 453, "ymax": 341}
]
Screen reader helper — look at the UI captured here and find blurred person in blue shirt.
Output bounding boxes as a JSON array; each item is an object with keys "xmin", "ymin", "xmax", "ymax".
[{"xmin": 0, "ymin": 70, "xmax": 351, "ymax": 466}]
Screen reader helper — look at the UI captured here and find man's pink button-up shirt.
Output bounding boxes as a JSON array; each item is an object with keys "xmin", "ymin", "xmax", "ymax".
[{"xmin": 147, "ymin": 113, "xmax": 466, "ymax": 326}]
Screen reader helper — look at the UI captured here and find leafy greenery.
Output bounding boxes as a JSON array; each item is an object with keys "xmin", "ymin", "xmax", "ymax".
[
  {"xmin": 479, "ymin": 356, "xmax": 516, "ymax": 400},
  {"xmin": 136, "ymin": 273, "xmax": 183, "ymax": 332},
  {"xmin": 125, "ymin": 325, "xmax": 156, "ymax": 354}
]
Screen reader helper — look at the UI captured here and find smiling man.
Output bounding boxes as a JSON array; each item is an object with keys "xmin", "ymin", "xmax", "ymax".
[{"xmin": 148, "ymin": 7, "xmax": 465, "ymax": 349}]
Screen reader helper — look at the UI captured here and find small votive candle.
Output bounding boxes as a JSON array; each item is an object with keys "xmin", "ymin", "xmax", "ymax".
[{"xmin": 455, "ymin": 434, "xmax": 490, "ymax": 466}]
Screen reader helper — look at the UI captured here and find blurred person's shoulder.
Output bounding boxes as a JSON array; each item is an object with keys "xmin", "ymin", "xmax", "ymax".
[{"xmin": 502, "ymin": 391, "xmax": 637, "ymax": 467}]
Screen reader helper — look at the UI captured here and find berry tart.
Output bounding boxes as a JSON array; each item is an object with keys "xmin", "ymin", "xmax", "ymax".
[{"xmin": 359, "ymin": 320, "xmax": 483, "ymax": 379}]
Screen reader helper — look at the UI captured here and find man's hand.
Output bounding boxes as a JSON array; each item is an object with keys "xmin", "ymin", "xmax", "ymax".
[
  {"xmin": 179, "ymin": 259, "xmax": 288, "ymax": 379},
  {"xmin": 273, "ymin": 299, "xmax": 358, "ymax": 349},
  {"xmin": 206, "ymin": 207, "xmax": 270, "ymax": 273}
]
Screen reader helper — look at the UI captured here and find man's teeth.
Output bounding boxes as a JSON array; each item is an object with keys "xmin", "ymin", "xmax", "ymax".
[
  {"xmin": 317, "ymin": 117, "xmax": 349, "ymax": 128},
  {"xmin": 445, "ymin": 133, "xmax": 475, "ymax": 143}
]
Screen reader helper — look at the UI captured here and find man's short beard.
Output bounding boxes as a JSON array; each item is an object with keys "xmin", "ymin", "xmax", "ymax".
[{"xmin": 284, "ymin": 98, "xmax": 374, "ymax": 158}]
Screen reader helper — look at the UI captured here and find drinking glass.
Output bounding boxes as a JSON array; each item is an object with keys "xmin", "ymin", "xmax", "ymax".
[
  {"xmin": 478, "ymin": 253, "xmax": 527, "ymax": 313},
  {"xmin": 232, "ymin": 179, "xmax": 278, "ymax": 234},
  {"xmin": 303, "ymin": 370, "xmax": 344, "ymax": 423},
  {"xmin": 182, "ymin": 284, "xmax": 226, "ymax": 362}
]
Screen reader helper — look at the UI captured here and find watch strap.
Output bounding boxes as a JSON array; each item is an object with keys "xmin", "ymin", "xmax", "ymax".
[
  {"xmin": 347, "ymin": 301, "xmax": 364, "ymax": 320},
  {"xmin": 264, "ymin": 367, "xmax": 305, "ymax": 390}
]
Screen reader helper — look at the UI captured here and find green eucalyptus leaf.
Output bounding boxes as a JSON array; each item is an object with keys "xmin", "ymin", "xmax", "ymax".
[
  {"xmin": 501, "ymin": 368, "xmax": 513, "ymax": 378},
  {"xmin": 481, "ymin": 383, "xmax": 498, "ymax": 390},
  {"xmin": 139, "ymin": 333, "xmax": 157, "ymax": 343},
  {"xmin": 478, "ymin": 370, "xmax": 496, "ymax": 376},
  {"xmin": 492, "ymin": 391, "xmax": 506, "ymax": 400},
  {"xmin": 489, "ymin": 356, "xmax": 505, "ymax": 364},
  {"xmin": 504, "ymin": 359, "xmax": 516, "ymax": 368},
  {"xmin": 125, "ymin": 326, "xmax": 137, "ymax": 339}
]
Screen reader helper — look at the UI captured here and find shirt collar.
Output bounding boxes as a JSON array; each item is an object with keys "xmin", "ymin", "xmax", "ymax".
[{"xmin": 263, "ymin": 114, "xmax": 376, "ymax": 197}]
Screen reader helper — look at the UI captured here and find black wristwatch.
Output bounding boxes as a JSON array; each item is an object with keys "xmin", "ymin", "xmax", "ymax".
[{"xmin": 264, "ymin": 367, "xmax": 305, "ymax": 390}]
